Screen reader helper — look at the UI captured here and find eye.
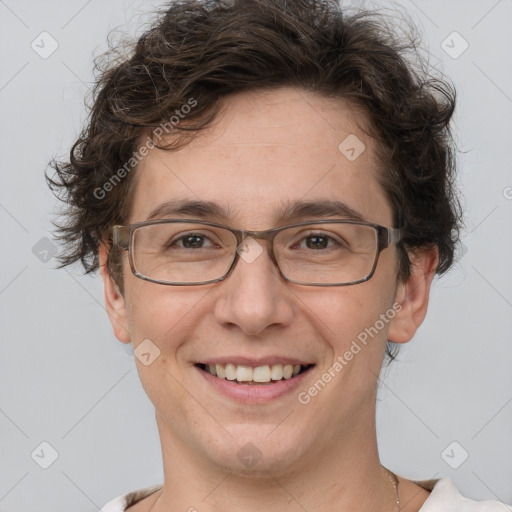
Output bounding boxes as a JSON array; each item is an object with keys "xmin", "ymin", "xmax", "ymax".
[
  {"xmin": 292, "ymin": 232, "xmax": 345, "ymax": 251},
  {"xmin": 168, "ymin": 232, "xmax": 217, "ymax": 249},
  {"xmin": 302, "ymin": 234, "xmax": 334, "ymax": 250}
]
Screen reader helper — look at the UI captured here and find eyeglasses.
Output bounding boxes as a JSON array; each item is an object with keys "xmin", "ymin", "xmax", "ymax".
[{"xmin": 112, "ymin": 219, "xmax": 402, "ymax": 286}]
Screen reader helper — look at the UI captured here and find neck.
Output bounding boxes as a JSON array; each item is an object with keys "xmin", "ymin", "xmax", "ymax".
[{"xmin": 151, "ymin": 409, "xmax": 397, "ymax": 512}]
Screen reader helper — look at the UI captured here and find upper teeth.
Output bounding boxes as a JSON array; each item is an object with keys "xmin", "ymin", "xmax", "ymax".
[{"xmin": 206, "ymin": 363, "xmax": 303, "ymax": 383}]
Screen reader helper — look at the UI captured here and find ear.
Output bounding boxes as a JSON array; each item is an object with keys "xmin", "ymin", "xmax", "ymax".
[
  {"xmin": 98, "ymin": 242, "xmax": 131, "ymax": 344},
  {"xmin": 387, "ymin": 246, "xmax": 439, "ymax": 344}
]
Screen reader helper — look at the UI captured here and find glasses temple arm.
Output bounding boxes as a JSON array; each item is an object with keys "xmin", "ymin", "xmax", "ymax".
[
  {"xmin": 388, "ymin": 227, "xmax": 402, "ymax": 245},
  {"xmin": 112, "ymin": 226, "xmax": 130, "ymax": 250}
]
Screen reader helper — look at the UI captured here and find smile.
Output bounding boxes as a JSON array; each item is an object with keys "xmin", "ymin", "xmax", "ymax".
[{"xmin": 196, "ymin": 363, "xmax": 312, "ymax": 384}]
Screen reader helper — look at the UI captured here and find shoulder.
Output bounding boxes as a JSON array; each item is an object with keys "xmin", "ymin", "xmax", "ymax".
[
  {"xmin": 417, "ymin": 478, "xmax": 512, "ymax": 512},
  {"xmin": 100, "ymin": 484, "xmax": 162, "ymax": 512}
]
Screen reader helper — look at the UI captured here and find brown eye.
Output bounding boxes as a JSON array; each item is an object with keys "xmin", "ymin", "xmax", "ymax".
[
  {"xmin": 181, "ymin": 235, "xmax": 206, "ymax": 248},
  {"xmin": 305, "ymin": 235, "xmax": 329, "ymax": 250}
]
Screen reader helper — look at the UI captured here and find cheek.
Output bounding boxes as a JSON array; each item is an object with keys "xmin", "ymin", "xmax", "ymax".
[
  {"xmin": 298, "ymin": 282, "xmax": 393, "ymax": 346},
  {"xmin": 123, "ymin": 283, "xmax": 207, "ymax": 409},
  {"xmin": 124, "ymin": 278, "xmax": 212, "ymax": 354},
  {"xmin": 294, "ymin": 259, "xmax": 397, "ymax": 375}
]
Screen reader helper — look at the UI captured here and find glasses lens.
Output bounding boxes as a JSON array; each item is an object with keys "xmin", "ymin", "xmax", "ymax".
[
  {"xmin": 132, "ymin": 222, "xmax": 237, "ymax": 284},
  {"xmin": 274, "ymin": 222, "xmax": 378, "ymax": 285}
]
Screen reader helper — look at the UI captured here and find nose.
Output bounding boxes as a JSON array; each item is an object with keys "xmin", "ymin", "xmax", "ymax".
[{"xmin": 213, "ymin": 237, "xmax": 295, "ymax": 336}]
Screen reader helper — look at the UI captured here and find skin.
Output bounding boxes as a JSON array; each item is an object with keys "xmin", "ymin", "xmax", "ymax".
[{"xmin": 99, "ymin": 87, "xmax": 438, "ymax": 511}]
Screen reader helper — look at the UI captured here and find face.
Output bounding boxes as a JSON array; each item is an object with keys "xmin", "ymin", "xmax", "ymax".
[{"xmin": 102, "ymin": 87, "xmax": 432, "ymax": 476}]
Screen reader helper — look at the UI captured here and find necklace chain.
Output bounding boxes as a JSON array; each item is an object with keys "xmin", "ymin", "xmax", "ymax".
[
  {"xmin": 382, "ymin": 467, "xmax": 400, "ymax": 511},
  {"xmin": 149, "ymin": 467, "xmax": 400, "ymax": 511}
]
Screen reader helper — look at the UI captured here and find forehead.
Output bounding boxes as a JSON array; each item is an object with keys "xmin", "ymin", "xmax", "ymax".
[{"xmin": 128, "ymin": 87, "xmax": 392, "ymax": 228}]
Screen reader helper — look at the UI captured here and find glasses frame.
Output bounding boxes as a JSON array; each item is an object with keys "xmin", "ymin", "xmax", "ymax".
[{"xmin": 112, "ymin": 218, "xmax": 402, "ymax": 287}]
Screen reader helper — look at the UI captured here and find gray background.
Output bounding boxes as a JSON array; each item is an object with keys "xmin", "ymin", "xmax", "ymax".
[{"xmin": 0, "ymin": 0, "xmax": 511, "ymax": 510}]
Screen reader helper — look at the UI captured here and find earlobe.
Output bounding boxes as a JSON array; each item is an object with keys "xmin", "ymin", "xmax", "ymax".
[
  {"xmin": 387, "ymin": 246, "xmax": 439, "ymax": 344},
  {"xmin": 98, "ymin": 242, "xmax": 131, "ymax": 344}
]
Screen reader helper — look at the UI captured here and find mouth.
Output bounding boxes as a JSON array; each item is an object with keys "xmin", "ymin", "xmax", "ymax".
[{"xmin": 195, "ymin": 362, "xmax": 314, "ymax": 385}]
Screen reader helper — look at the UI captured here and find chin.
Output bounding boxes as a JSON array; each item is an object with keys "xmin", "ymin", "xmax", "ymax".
[{"xmin": 199, "ymin": 424, "xmax": 310, "ymax": 476}]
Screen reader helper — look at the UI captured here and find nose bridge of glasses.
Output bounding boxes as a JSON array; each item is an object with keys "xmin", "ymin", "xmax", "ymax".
[
  {"xmin": 233, "ymin": 228, "xmax": 280, "ymax": 269},
  {"xmin": 237, "ymin": 227, "xmax": 276, "ymax": 245}
]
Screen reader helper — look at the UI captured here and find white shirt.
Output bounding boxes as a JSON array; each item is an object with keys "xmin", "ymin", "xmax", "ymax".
[{"xmin": 100, "ymin": 478, "xmax": 512, "ymax": 511}]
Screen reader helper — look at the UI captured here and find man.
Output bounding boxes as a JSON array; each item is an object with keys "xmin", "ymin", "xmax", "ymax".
[{"xmin": 47, "ymin": 0, "xmax": 510, "ymax": 510}]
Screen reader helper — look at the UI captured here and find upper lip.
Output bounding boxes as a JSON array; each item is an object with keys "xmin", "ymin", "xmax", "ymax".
[{"xmin": 196, "ymin": 356, "xmax": 314, "ymax": 367}]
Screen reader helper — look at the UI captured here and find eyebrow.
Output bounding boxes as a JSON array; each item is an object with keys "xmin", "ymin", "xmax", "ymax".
[{"xmin": 145, "ymin": 198, "xmax": 366, "ymax": 224}]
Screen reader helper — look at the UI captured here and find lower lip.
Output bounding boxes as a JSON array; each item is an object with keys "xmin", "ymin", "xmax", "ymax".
[{"xmin": 196, "ymin": 365, "xmax": 314, "ymax": 404}]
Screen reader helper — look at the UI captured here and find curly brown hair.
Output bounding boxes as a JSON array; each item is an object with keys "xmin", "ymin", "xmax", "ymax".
[{"xmin": 46, "ymin": 0, "xmax": 461, "ymax": 300}]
